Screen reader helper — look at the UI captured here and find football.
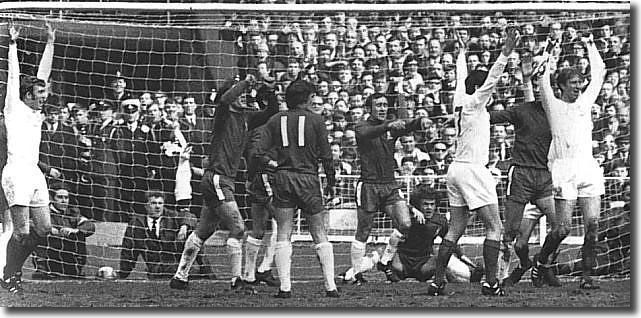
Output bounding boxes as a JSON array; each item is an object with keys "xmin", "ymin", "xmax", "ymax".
[{"xmin": 97, "ymin": 266, "xmax": 117, "ymax": 280}]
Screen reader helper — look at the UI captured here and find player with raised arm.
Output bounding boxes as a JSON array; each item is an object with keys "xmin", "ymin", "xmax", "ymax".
[
  {"xmin": 169, "ymin": 74, "xmax": 278, "ymax": 290},
  {"xmin": 349, "ymin": 93, "xmax": 431, "ymax": 285},
  {"xmin": 341, "ymin": 187, "xmax": 484, "ymax": 284},
  {"xmin": 1, "ymin": 22, "xmax": 55, "ymax": 294},
  {"xmin": 490, "ymin": 50, "xmax": 563, "ymax": 287},
  {"xmin": 242, "ymin": 85, "xmax": 280, "ymax": 287},
  {"xmin": 258, "ymin": 79, "xmax": 339, "ymax": 298},
  {"xmin": 538, "ymin": 33, "xmax": 606, "ymax": 290},
  {"xmin": 427, "ymin": 28, "xmax": 518, "ymax": 297}
]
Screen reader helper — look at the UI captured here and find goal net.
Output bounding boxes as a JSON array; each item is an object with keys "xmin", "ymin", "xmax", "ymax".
[{"xmin": 0, "ymin": 1, "xmax": 630, "ymax": 280}]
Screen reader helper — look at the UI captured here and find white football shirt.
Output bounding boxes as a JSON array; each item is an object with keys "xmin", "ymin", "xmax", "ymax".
[{"xmin": 452, "ymin": 50, "xmax": 508, "ymax": 165}]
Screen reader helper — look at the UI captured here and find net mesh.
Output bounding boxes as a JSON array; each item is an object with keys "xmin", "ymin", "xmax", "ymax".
[{"xmin": 0, "ymin": 2, "xmax": 630, "ymax": 280}]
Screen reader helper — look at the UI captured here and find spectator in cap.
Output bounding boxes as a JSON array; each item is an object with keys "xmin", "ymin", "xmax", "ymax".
[
  {"xmin": 612, "ymin": 135, "xmax": 630, "ymax": 168},
  {"xmin": 105, "ymin": 71, "xmax": 134, "ymax": 113},
  {"xmin": 87, "ymin": 100, "xmax": 119, "ymax": 221},
  {"xmin": 111, "ymin": 98, "xmax": 160, "ymax": 221}
]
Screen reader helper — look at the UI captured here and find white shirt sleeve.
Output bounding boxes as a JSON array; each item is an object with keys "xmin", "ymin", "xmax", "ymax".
[
  {"xmin": 538, "ymin": 52, "xmax": 555, "ymax": 114},
  {"xmin": 471, "ymin": 53, "xmax": 508, "ymax": 110},
  {"xmin": 452, "ymin": 49, "xmax": 468, "ymax": 109},
  {"xmin": 577, "ymin": 42, "xmax": 606, "ymax": 109},
  {"xmin": 5, "ymin": 42, "xmax": 20, "ymax": 115},
  {"xmin": 36, "ymin": 40, "xmax": 54, "ymax": 82}
]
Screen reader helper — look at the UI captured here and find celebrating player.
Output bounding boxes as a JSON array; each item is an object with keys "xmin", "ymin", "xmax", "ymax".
[
  {"xmin": 538, "ymin": 33, "xmax": 606, "ymax": 289},
  {"xmin": 242, "ymin": 89, "xmax": 280, "ymax": 287},
  {"xmin": 350, "ymin": 92, "xmax": 430, "ymax": 285},
  {"xmin": 341, "ymin": 187, "xmax": 484, "ymax": 284},
  {"xmin": 428, "ymin": 28, "xmax": 518, "ymax": 297},
  {"xmin": 490, "ymin": 50, "xmax": 563, "ymax": 287},
  {"xmin": 258, "ymin": 79, "xmax": 339, "ymax": 298},
  {"xmin": 1, "ymin": 22, "xmax": 55, "ymax": 294},
  {"xmin": 169, "ymin": 74, "xmax": 278, "ymax": 290}
]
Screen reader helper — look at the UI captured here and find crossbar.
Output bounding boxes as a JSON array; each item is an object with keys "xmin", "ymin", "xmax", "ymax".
[{"xmin": 0, "ymin": 1, "xmax": 630, "ymax": 12}]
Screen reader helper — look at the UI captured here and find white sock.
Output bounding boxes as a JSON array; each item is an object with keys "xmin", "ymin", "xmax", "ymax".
[
  {"xmin": 380, "ymin": 229, "xmax": 403, "ymax": 265},
  {"xmin": 175, "ymin": 232, "xmax": 203, "ymax": 281},
  {"xmin": 359, "ymin": 253, "xmax": 377, "ymax": 273},
  {"xmin": 344, "ymin": 267, "xmax": 355, "ymax": 281},
  {"xmin": 350, "ymin": 240, "xmax": 367, "ymax": 274},
  {"xmin": 315, "ymin": 242, "xmax": 337, "ymax": 291},
  {"xmin": 274, "ymin": 241, "xmax": 292, "ymax": 292},
  {"xmin": 243, "ymin": 236, "xmax": 262, "ymax": 282},
  {"xmin": 226, "ymin": 237, "xmax": 243, "ymax": 280},
  {"xmin": 258, "ymin": 221, "xmax": 277, "ymax": 272}
]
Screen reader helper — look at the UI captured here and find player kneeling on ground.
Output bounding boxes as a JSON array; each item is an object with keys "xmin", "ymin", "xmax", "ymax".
[{"xmin": 341, "ymin": 187, "xmax": 483, "ymax": 284}]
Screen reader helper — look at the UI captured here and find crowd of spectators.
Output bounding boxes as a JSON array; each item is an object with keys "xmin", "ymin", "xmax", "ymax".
[{"xmin": 34, "ymin": 10, "xmax": 629, "ymax": 223}]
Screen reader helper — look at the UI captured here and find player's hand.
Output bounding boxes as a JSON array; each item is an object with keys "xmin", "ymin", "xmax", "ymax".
[
  {"xmin": 267, "ymin": 160, "xmax": 278, "ymax": 169},
  {"xmin": 177, "ymin": 225, "xmax": 188, "ymax": 241},
  {"xmin": 387, "ymin": 119, "xmax": 406, "ymax": 130},
  {"xmin": 412, "ymin": 207, "xmax": 425, "ymax": 224},
  {"xmin": 50, "ymin": 227, "xmax": 60, "ymax": 236},
  {"xmin": 60, "ymin": 227, "xmax": 79, "ymax": 237},
  {"xmin": 49, "ymin": 167, "xmax": 62, "ymax": 179},
  {"xmin": 502, "ymin": 27, "xmax": 520, "ymax": 56},
  {"xmin": 453, "ymin": 28, "xmax": 466, "ymax": 53},
  {"xmin": 521, "ymin": 52, "xmax": 534, "ymax": 78},
  {"xmin": 9, "ymin": 23, "xmax": 20, "ymax": 42},
  {"xmin": 580, "ymin": 33, "xmax": 594, "ymax": 45},
  {"xmin": 45, "ymin": 20, "xmax": 55, "ymax": 43}
]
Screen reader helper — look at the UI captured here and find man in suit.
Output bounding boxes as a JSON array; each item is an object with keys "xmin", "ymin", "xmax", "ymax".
[{"xmin": 118, "ymin": 191, "xmax": 196, "ymax": 279}]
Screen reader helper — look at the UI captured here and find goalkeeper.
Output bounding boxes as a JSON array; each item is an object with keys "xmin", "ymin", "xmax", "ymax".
[{"xmin": 341, "ymin": 187, "xmax": 483, "ymax": 284}]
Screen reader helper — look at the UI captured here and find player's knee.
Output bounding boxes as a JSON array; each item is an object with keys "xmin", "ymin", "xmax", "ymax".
[
  {"xmin": 309, "ymin": 228, "xmax": 329, "ymax": 244},
  {"xmin": 33, "ymin": 224, "xmax": 52, "ymax": 238},
  {"xmin": 554, "ymin": 224, "xmax": 570, "ymax": 239},
  {"xmin": 355, "ymin": 219, "xmax": 374, "ymax": 242},
  {"xmin": 485, "ymin": 223, "xmax": 503, "ymax": 240},
  {"xmin": 584, "ymin": 218, "xmax": 598, "ymax": 244}
]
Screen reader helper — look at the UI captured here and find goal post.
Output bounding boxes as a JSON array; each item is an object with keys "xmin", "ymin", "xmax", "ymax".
[{"xmin": 0, "ymin": 1, "xmax": 630, "ymax": 280}]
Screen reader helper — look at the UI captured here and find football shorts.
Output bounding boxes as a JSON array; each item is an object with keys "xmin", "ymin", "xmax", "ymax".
[
  {"xmin": 548, "ymin": 158, "xmax": 604, "ymax": 200},
  {"xmin": 355, "ymin": 181, "xmax": 404, "ymax": 212},
  {"xmin": 247, "ymin": 173, "xmax": 274, "ymax": 205},
  {"xmin": 272, "ymin": 171, "xmax": 324, "ymax": 215},
  {"xmin": 447, "ymin": 162, "xmax": 498, "ymax": 210},
  {"xmin": 1, "ymin": 165, "xmax": 49, "ymax": 207},
  {"xmin": 506, "ymin": 165, "xmax": 553, "ymax": 204},
  {"xmin": 201, "ymin": 171, "xmax": 235, "ymax": 207}
]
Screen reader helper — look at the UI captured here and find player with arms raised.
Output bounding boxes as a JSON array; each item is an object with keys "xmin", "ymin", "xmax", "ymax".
[
  {"xmin": 349, "ymin": 93, "xmax": 430, "ymax": 285},
  {"xmin": 428, "ymin": 28, "xmax": 518, "ymax": 297},
  {"xmin": 169, "ymin": 74, "xmax": 278, "ymax": 290},
  {"xmin": 491, "ymin": 49, "xmax": 563, "ymax": 287},
  {"xmin": 538, "ymin": 33, "xmax": 606, "ymax": 289},
  {"xmin": 258, "ymin": 79, "xmax": 339, "ymax": 298},
  {"xmin": 1, "ymin": 22, "xmax": 55, "ymax": 294}
]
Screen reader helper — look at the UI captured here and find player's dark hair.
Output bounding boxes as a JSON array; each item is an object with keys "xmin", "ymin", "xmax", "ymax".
[
  {"xmin": 49, "ymin": 181, "xmax": 70, "ymax": 198},
  {"xmin": 286, "ymin": 79, "xmax": 316, "ymax": 109},
  {"xmin": 465, "ymin": 69, "xmax": 488, "ymax": 95},
  {"xmin": 19, "ymin": 75, "xmax": 46, "ymax": 100},
  {"xmin": 364, "ymin": 92, "xmax": 389, "ymax": 112},
  {"xmin": 409, "ymin": 187, "xmax": 437, "ymax": 209},
  {"xmin": 556, "ymin": 68, "xmax": 583, "ymax": 90}
]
